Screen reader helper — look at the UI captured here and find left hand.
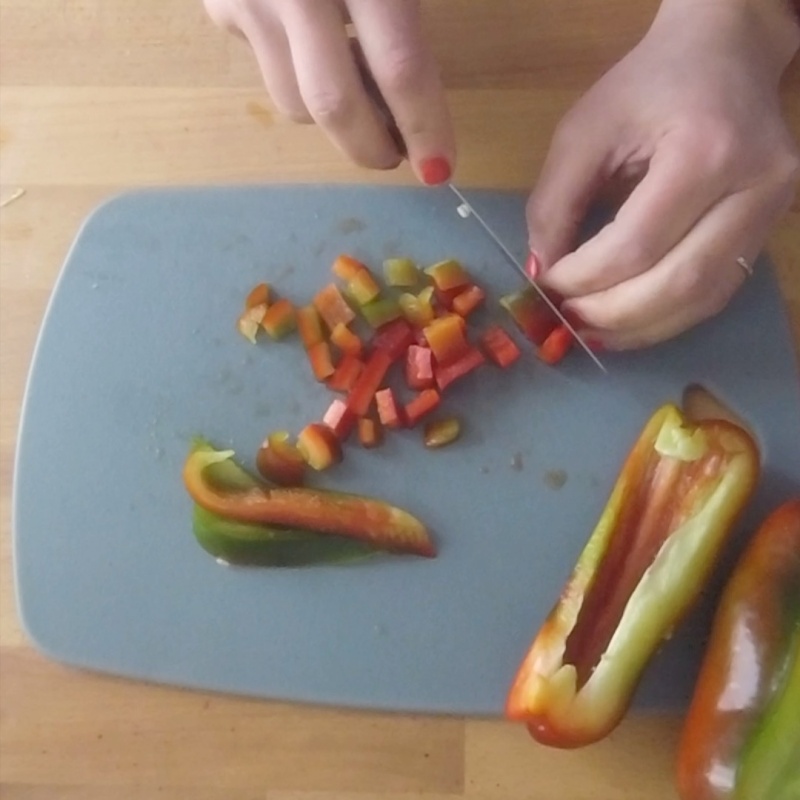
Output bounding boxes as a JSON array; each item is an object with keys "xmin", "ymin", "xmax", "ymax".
[{"xmin": 525, "ymin": 0, "xmax": 800, "ymax": 350}]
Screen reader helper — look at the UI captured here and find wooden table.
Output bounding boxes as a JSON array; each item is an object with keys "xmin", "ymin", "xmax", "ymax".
[{"xmin": 1, "ymin": 2, "xmax": 797, "ymax": 797}]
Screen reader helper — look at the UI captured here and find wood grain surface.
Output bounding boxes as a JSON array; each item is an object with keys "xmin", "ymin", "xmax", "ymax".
[{"xmin": 1, "ymin": 2, "xmax": 798, "ymax": 797}]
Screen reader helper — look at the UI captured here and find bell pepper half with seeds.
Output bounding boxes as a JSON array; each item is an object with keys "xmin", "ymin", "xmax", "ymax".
[
  {"xmin": 184, "ymin": 439, "xmax": 435, "ymax": 560},
  {"xmin": 505, "ymin": 403, "xmax": 760, "ymax": 748},
  {"xmin": 676, "ymin": 498, "xmax": 800, "ymax": 800}
]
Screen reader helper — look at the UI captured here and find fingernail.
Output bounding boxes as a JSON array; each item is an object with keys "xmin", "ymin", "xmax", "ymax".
[
  {"xmin": 525, "ymin": 251, "xmax": 540, "ymax": 279},
  {"xmin": 585, "ymin": 338, "xmax": 605, "ymax": 353},
  {"xmin": 419, "ymin": 157, "xmax": 451, "ymax": 186}
]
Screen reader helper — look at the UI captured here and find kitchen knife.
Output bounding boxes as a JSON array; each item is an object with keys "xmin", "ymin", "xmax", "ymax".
[{"xmin": 350, "ymin": 37, "xmax": 606, "ymax": 372}]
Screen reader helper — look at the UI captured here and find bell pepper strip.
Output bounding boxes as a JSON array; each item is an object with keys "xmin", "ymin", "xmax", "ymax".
[
  {"xmin": 451, "ymin": 284, "xmax": 486, "ymax": 317},
  {"xmin": 505, "ymin": 404, "xmax": 760, "ymax": 748},
  {"xmin": 423, "ymin": 417, "xmax": 461, "ymax": 448},
  {"xmin": 383, "ymin": 257, "xmax": 419, "ymax": 287},
  {"xmin": 256, "ymin": 431, "xmax": 307, "ymax": 486},
  {"xmin": 329, "ymin": 322, "xmax": 363, "ymax": 358},
  {"xmin": 346, "ymin": 267, "xmax": 381, "ymax": 306},
  {"xmin": 346, "ymin": 349, "xmax": 392, "ymax": 417},
  {"xmin": 184, "ymin": 440, "xmax": 435, "ymax": 556},
  {"xmin": 425, "ymin": 259, "xmax": 471, "ymax": 291},
  {"xmin": 297, "ymin": 422, "xmax": 343, "ymax": 470},
  {"xmin": 403, "ymin": 388, "xmax": 441, "ymax": 428},
  {"xmin": 423, "ymin": 315, "xmax": 470, "ymax": 365},
  {"xmin": 194, "ymin": 505, "xmax": 376, "ymax": 567},
  {"xmin": 433, "ymin": 285, "xmax": 463, "ymax": 312},
  {"xmin": 331, "ymin": 254, "xmax": 366, "ymax": 282},
  {"xmin": 372, "ymin": 317, "xmax": 415, "ymax": 362},
  {"xmin": 480, "ymin": 324, "xmax": 521, "ymax": 368},
  {"xmin": 500, "ymin": 287, "xmax": 559, "ymax": 346},
  {"xmin": 435, "ymin": 346, "xmax": 486, "ymax": 391},
  {"xmin": 306, "ymin": 341, "xmax": 336, "ymax": 382},
  {"xmin": 322, "ymin": 398, "xmax": 356, "ymax": 441},
  {"xmin": 359, "ymin": 296, "xmax": 402, "ymax": 329},
  {"xmin": 261, "ymin": 298, "xmax": 297, "ymax": 341},
  {"xmin": 375, "ymin": 388, "xmax": 404, "ymax": 430},
  {"xmin": 191, "ymin": 449, "xmax": 374, "ymax": 566},
  {"xmin": 326, "ymin": 354, "xmax": 364, "ymax": 393},
  {"xmin": 357, "ymin": 415, "xmax": 383, "ymax": 449},
  {"xmin": 676, "ymin": 499, "xmax": 800, "ymax": 800},
  {"xmin": 537, "ymin": 325, "xmax": 574, "ymax": 365},
  {"xmin": 313, "ymin": 283, "xmax": 356, "ymax": 330},
  {"xmin": 245, "ymin": 282, "xmax": 270, "ymax": 309},
  {"xmin": 405, "ymin": 344, "xmax": 435, "ymax": 390},
  {"xmin": 296, "ymin": 304, "xmax": 325, "ymax": 349}
]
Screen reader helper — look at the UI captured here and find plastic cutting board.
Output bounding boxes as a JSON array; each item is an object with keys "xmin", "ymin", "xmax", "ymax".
[{"xmin": 13, "ymin": 184, "xmax": 800, "ymax": 715}]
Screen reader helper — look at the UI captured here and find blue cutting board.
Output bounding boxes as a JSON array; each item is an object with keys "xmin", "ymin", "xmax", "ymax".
[{"xmin": 13, "ymin": 185, "xmax": 800, "ymax": 716}]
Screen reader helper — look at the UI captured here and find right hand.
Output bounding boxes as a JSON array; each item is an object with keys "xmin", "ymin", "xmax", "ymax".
[{"xmin": 205, "ymin": 0, "xmax": 455, "ymax": 184}]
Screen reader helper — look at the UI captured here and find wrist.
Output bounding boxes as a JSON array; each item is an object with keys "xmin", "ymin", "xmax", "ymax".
[{"xmin": 653, "ymin": 0, "xmax": 800, "ymax": 79}]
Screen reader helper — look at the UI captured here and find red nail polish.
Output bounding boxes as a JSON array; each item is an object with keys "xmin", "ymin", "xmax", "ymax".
[
  {"xmin": 525, "ymin": 251, "xmax": 540, "ymax": 279},
  {"xmin": 585, "ymin": 338, "xmax": 605, "ymax": 353},
  {"xmin": 419, "ymin": 157, "xmax": 451, "ymax": 186}
]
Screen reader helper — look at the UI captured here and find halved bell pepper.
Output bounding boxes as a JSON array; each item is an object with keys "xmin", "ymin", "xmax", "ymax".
[
  {"xmin": 184, "ymin": 440, "xmax": 435, "ymax": 557},
  {"xmin": 676, "ymin": 498, "xmax": 800, "ymax": 800},
  {"xmin": 505, "ymin": 403, "xmax": 760, "ymax": 747}
]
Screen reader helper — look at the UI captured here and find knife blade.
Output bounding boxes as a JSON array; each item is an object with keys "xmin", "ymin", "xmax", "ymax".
[{"xmin": 350, "ymin": 37, "xmax": 606, "ymax": 373}]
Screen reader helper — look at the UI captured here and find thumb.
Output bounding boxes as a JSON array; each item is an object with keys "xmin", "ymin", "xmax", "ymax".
[{"xmin": 525, "ymin": 118, "xmax": 611, "ymax": 277}]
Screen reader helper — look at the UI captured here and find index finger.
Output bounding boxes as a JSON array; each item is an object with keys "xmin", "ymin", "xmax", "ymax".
[{"xmin": 347, "ymin": 0, "xmax": 456, "ymax": 184}]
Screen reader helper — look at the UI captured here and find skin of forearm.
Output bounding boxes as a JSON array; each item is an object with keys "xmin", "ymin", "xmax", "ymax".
[{"xmin": 654, "ymin": 0, "xmax": 799, "ymax": 77}]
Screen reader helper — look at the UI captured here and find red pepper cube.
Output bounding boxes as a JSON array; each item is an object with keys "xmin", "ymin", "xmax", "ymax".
[
  {"xmin": 256, "ymin": 431, "xmax": 307, "ymax": 486},
  {"xmin": 423, "ymin": 315, "xmax": 470, "ymax": 366},
  {"xmin": 245, "ymin": 282, "xmax": 270, "ymax": 309},
  {"xmin": 296, "ymin": 304, "xmax": 324, "ymax": 349},
  {"xmin": 480, "ymin": 324, "xmax": 522, "ymax": 368},
  {"xmin": 499, "ymin": 287, "xmax": 560, "ymax": 346},
  {"xmin": 435, "ymin": 346, "xmax": 486, "ymax": 391},
  {"xmin": 375, "ymin": 387, "xmax": 404, "ymax": 429},
  {"xmin": 330, "ymin": 322, "xmax": 363, "ymax": 358},
  {"xmin": 451, "ymin": 284, "xmax": 486, "ymax": 317},
  {"xmin": 424, "ymin": 259, "xmax": 471, "ymax": 292},
  {"xmin": 372, "ymin": 317, "xmax": 415, "ymax": 362},
  {"xmin": 358, "ymin": 416, "xmax": 383, "ymax": 449},
  {"xmin": 346, "ymin": 349, "xmax": 392, "ymax": 417},
  {"xmin": 537, "ymin": 325, "xmax": 574, "ymax": 365},
  {"xmin": 404, "ymin": 388, "xmax": 441, "ymax": 428},
  {"xmin": 297, "ymin": 422, "xmax": 343, "ymax": 471},
  {"xmin": 433, "ymin": 284, "xmax": 463, "ymax": 311},
  {"xmin": 307, "ymin": 341, "xmax": 336, "ymax": 382},
  {"xmin": 313, "ymin": 283, "xmax": 356, "ymax": 331},
  {"xmin": 331, "ymin": 254, "xmax": 367, "ymax": 282},
  {"xmin": 405, "ymin": 344, "xmax": 435, "ymax": 390},
  {"xmin": 347, "ymin": 268, "xmax": 381, "ymax": 306},
  {"xmin": 261, "ymin": 298, "xmax": 297, "ymax": 340},
  {"xmin": 326, "ymin": 354, "xmax": 365, "ymax": 393},
  {"xmin": 322, "ymin": 398, "xmax": 356, "ymax": 440}
]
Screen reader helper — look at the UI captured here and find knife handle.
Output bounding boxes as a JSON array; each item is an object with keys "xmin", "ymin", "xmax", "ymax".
[{"xmin": 349, "ymin": 37, "xmax": 409, "ymax": 158}]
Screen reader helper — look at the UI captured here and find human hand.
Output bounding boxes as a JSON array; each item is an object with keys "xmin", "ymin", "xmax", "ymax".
[
  {"xmin": 525, "ymin": 0, "xmax": 800, "ymax": 350},
  {"xmin": 204, "ymin": 0, "xmax": 455, "ymax": 184}
]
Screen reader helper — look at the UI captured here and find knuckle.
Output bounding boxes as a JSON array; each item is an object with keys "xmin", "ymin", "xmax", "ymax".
[{"xmin": 304, "ymin": 88, "xmax": 353, "ymax": 127}]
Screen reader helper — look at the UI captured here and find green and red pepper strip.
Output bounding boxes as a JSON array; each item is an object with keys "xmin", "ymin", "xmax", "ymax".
[
  {"xmin": 505, "ymin": 403, "xmax": 760, "ymax": 748},
  {"xmin": 676, "ymin": 498, "xmax": 800, "ymax": 800},
  {"xmin": 184, "ymin": 440, "xmax": 435, "ymax": 557}
]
